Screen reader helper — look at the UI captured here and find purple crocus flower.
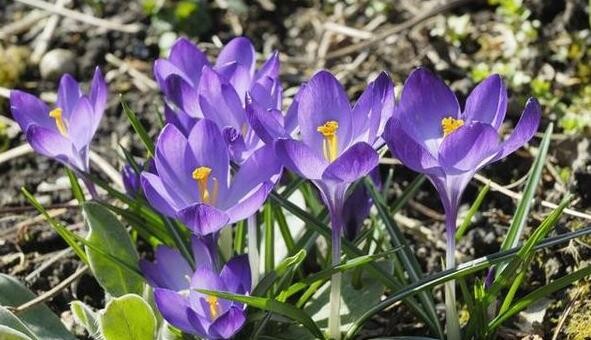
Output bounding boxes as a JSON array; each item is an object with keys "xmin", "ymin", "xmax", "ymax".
[
  {"xmin": 383, "ymin": 67, "xmax": 541, "ymax": 337},
  {"xmin": 154, "ymin": 37, "xmax": 282, "ymax": 163},
  {"xmin": 141, "ymin": 119, "xmax": 279, "ymax": 236},
  {"xmin": 10, "ymin": 67, "xmax": 107, "ymax": 173},
  {"xmin": 273, "ymin": 70, "xmax": 394, "ymax": 338},
  {"xmin": 140, "ymin": 237, "xmax": 250, "ymax": 339}
]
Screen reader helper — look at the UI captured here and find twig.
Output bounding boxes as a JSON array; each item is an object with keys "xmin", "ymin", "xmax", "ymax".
[
  {"xmin": 25, "ymin": 248, "xmax": 72, "ymax": 282},
  {"xmin": 10, "ymin": 265, "xmax": 88, "ymax": 315},
  {"xmin": 323, "ymin": 22, "xmax": 374, "ymax": 40},
  {"xmin": 324, "ymin": 0, "xmax": 473, "ymax": 60},
  {"xmin": 105, "ymin": 53, "xmax": 158, "ymax": 92},
  {"xmin": 14, "ymin": 0, "xmax": 141, "ymax": 33},
  {"xmin": 90, "ymin": 150, "xmax": 123, "ymax": 189},
  {"xmin": 0, "ymin": 144, "xmax": 33, "ymax": 165},
  {"xmin": 0, "ymin": 10, "xmax": 49, "ymax": 40},
  {"xmin": 0, "ymin": 86, "xmax": 11, "ymax": 99},
  {"xmin": 31, "ymin": 0, "xmax": 68, "ymax": 64},
  {"xmin": 0, "ymin": 203, "xmax": 78, "ymax": 214}
]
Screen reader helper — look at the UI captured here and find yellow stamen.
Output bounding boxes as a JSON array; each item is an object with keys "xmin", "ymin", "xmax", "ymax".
[
  {"xmin": 441, "ymin": 117, "xmax": 464, "ymax": 137},
  {"xmin": 192, "ymin": 166, "xmax": 213, "ymax": 204},
  {"xmin": 240, "ymin": 122, "xmax": 249, "ymax": 138},
  {"xmin": 49, "ymin": 108, "xmax": 67, "ymax": 136},
  {"xmin": 206, "ymin": 296, "xmax": 221, "ymax": 320},
  {"xmin": 317, "ymin": 120, "xmax": 339, "ymax": 162}
]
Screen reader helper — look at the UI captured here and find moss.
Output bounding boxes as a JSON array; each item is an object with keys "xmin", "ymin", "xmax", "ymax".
[
  {"xmin": 0, "ymin": 45, "xmax": 29, "ymax": 88},
  {"xmin": 565, "ymin": 287, "xmax": 591, "ymax": 340}
]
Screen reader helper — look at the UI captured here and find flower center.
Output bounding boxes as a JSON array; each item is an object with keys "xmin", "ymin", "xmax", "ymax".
[
  {"xmin": 49, "ymin": 108, "xmax": 68, "ymax": 136},
  {"xmin": 317, "ymin": 120, "xmax": 339, "ymax": 162},
  {"xmin": 441, "ymin": 117, "xmax": 464, "ymax": 137},
  {"xmin": 192, "ymin": 166, "xmax": 219, "ymax": 204},
  {"xmin": 206, "ymin": 295, "xmax": 221, "ymax": 320}
]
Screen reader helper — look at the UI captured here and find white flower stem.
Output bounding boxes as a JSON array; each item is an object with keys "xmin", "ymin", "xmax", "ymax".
[
  {"xmin": 445, "ymin": 227, "xmax": 460, "ymax": 340},
  {"xmin": 247, "ymin": 214, "xmax": 260, "ymax": 285},
  {"xmin": 328, "ymin": 216, "xmax": 342, "ymax": 340}
]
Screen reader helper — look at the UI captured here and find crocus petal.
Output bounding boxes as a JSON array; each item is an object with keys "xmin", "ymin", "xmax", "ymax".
[
  {"xmin": 57, "ymin": 74, "xmax": 82, "ymax": 120},
  {"xmin": 164, "ymin": 104, "xmax": 197, "ymax": 136},
  {"xmin": 383, "ymin": 117, "xmax": 443, "ymax": 176},
  {"xmin": 225, "ymin": 181, "xmax": 273, "ymax": 224},
  {"xmin": 463, "ymin": 74, "xmax": 507, "ymax": 130},
  {"xmin": 216, "ymin": 37, "xmax": 256, "ymax": 76},
  {"xmin": 26, "ymin": 125, "xmax": 84, "ymax": 171},
  {"xmin": 139, "ymin": 246, "xmax": 192, "ymax": 291},
  {"xmin": 163, "ymin": 74, "xmax": 201, "ymax": 118},
  {"xmin": 351, "ymin": 72, "xmax": 394, "ymax": 146},
  {"xmin": 89, "ymin": 67, "xmax": 107, "ymax": 132},
  {"xmin": 169, "ymin": 37, "xmax": 209, "ymax": 86},
  {"xmin": 198, "ymin": 67, "xmax": 245, "ymax": 130},
  {"xmin": 209, "ymin": 307, "xmax": 246, "ymax": 339},
  {"xmin": 153, "ymin": 59, "xmax": 193, "ymax": 89},
  {"xmin": 220, "ymin": 255, "xmax": 251, "ymax": 294},
  {"xmin": 321, "ymin": 142, "xmax": 378, "ymax": 183},
  {"xmin": 396, "ymin": 67, "xmax": 460, "ymax": 155},
  {"xmin": 246, "ymin": 96, "xmax": 285, "ymax": 144},
  {"xmin": 10, "ymin": 90, "xmax": 54, "ymax": 131},
  {"xmin": 250, "ymin": 77, "xmax": 282, "ymax": 110},
  {"xmin": 216, "ymin": 63, "xmax": 252, "ymax": 103},
  {"xmin": 254, "ymin": 51, "xmax": 279, "ymax": 83},
  {"xmin": 222, "ymin": 127, "xmax": 247, "ymax": 164},
  {"xmin": 274, "ymin": 139, "xmax": 328, "ymax": 180},
  {"xmin": 67, "ymin": 96, "xmax": 95, "ymax": 149},
  {"xmin": 155, "ymin": 124, "xmax": 198, "ymax": 203},
  {"xmin": 497, "ymin": 98, "xmax": 541, "ymax": 160},
  {"xmin": 438, "ymin": 122, "xmax": 501, "ymax": 172},
  {"xmin": 178, "ymin": 203, "xmax": 230, "ymax": 236},
  {"xmin": 191, "ymin": 236, "xmax": 216, "ymax": 271},
  {"xmin": 141, "ymin": 172, "xmax": 183, "ymax": 217},
  {"xmin": 187, "ymin": 119, "xmax": 231, "ymax": 194},
  {"xmin": 185, "ymin": 308, "xmax": 212, "ymax": 337},
  {"xmin": 298, "ymin": 71, "xmax": 352, "ymax": 153},
  {"xmin": 154, "ymin": 288, "xmax": 199, "ymax": 335}
]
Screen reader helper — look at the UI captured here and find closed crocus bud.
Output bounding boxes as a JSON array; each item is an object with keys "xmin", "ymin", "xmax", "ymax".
[{"xmin": 121, "ymin": 164, "xmax": 141, "ymax": 197}]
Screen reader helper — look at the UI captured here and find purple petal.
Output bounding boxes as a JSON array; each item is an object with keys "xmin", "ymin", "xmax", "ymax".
[
  {"xmin": 321, "ymin": 142, "xmax": 378, "ymax": 183},
  {"xmin": 216, "ymin": 37, "xmax": 256, "ymax": 76},
  {"xmin": 10, "ymin": 90, "xmax": 53, "ymax": 131},
  {"xmin": 383, "ymin": 118, "xmax": 443, "ymax": 176},
  {"xmin": 164, "ymin": 104, "xmax": 197, "ymax": 136},
  {"xmin": 89, "ymin": 67, "xmax": 107, "ymax": 132},
  {"xmin": 209, "ymin": 307, "xmax": 246, "ymax": 339},
  {"xmin": 220, "ymin": 255, "xmax": 251, "ymax": 294},
  {"xmin": 274, "ymin": 139, "xmax": 328, "ymax": 180},
  {"xmin": 254, "ymin": 51, "xmax": 279, "ymax": 83},
  {"xmin": 154, "ymin": 124, "xmax": 198, "ymax": 203},
  {"xmin": 223, "ymin": 127, "xmax": 247, "ymax": 164},
  {"xmin": 246, "ymin": 96, "xmax": 286, "ymax": 144},
  {"xmin": 163, "ymin": 74, "xmax": 201, "ymax": 118},
  {"xmin": 298, "ymin": 70, "xmax": 352, "ymax": 153},
  {"xmin": 153, "ymin": 59, "xmax": 193, "ymax": 89},
  {"xmin": 198, "ymin": 67, "xmax": 245, "ymax": 129},
  {"xmin": 216, "ymin": 63, "xmax": 252, "ymax": 103},
  {"xmin": 250, "ymin": 77, "xmax": 282, "ymax": 110},
  {"xmin": 396, "ymin": 67, "xmax": 460, "ymax": 155},
  {"xmin": 187, "ymin": 119, "xmax": 231, "ymax": 195},
  {"xmin": 26, "ymin": 125, "xmax": 85, "ymax": 171},
  {"xmin": 141, "ymin": 172, "xmax": 183, "ymax": 217},
  {"xmin": 178, "ymin": 203, "xmax": 230, "ymax": 236},
  {"xmin": 154, "ymin": 288, "xmax": 200, "ymax": 335},
  {"xmin": 67, "ymin": 96, "xmax": 95, "ymax": 150},
  {"xmin": 438, "ymin": 122, "xmax": 501, "ymax": 171},
  {"xmin": 57, "ymin": 74, "xmax": 82, "ymax": 120},
  {"xmin": 185, "ymin": 308, "xmax": 212, "ymax": 337},
  {"xmin": 497, "ymin": 98, "xmax": 541, "ymax": 160},
  {"xmin": 463, "ymin": 74, "xmax": 507, "ymax": 130},
  {"xmin": 191, "ymin": 236, "xmax": 216, "ymax": 271},
  {"xmin": 225, "ymin": 181, "xmax": 273, "ymax": 224},
  {"xmin": 139, "ymin": 246, "xmax": 192, "ymax": 291},
  {"xmin": 169, "ymin": 37, "xmax": 209, "ymax": 86}
]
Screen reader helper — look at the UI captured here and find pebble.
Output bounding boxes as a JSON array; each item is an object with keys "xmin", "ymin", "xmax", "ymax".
[{"xmin": 39, "ymin": 49, "xmax": 76, "ymax": 80}]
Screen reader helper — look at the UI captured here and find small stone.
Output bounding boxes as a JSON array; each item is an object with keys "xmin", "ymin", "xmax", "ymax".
[{"xmin": 39, "ymin": 49, "xmax": 76, "ymax": 80}]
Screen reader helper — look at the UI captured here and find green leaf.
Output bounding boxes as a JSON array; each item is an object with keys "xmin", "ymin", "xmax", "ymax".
[
  {"xmin": 253, "ymin": 249, "xmax": 307, "ymax": 297},
  {"xmin": 70, "ymin": 301, "xmax": 99, "ymax": 336},
  {"xmin": 196, "ymin": 289, "xmax": 324, "ymax": 339},
  {"xmin": 83, "ymin": 202, "xmax": 144, "ymax": 297},
  {"xmin": 121, "ymin": 99, "xmax": 155, "ymax": 156},
  {"xmin": 65, "ymin": 168, "xmax": 86, "ymax": 204},
  {"xmin": 456, "ymin": 182, "xmax": 490, "ymax": 241},
  {"xmin": 264, "ymin": 204, "xmax": 275, "ymax": 273},
  {"xmin": 0, "ymin": 325, "xmax": 34, "ymax": 340},
  {"xmin": 99, "ymin": 294, "xmax": 156, "ymax": 340},
  {"xmin": 0, "ymin": 307, "xmax": 37, "ymax": 340},
  {"xmin": 0, "ymin": 275, "xmax": 75, "ymax": 339}
]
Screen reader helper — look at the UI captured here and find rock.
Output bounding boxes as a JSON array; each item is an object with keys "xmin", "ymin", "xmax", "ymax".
[{"xmin": 39, "ymin": 49, "xmax": 76, "ymax": 80}]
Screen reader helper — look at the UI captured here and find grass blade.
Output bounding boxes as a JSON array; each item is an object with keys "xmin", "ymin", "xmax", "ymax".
[
  {"xmin": 264, "ymin": 204, "xmax": 274, "ymax": 274},
  {"xmin": 121, "ymin": 98, "xmax": 155, "ymax": 157},
  {"xmin": 456, "ymin": 183, "xmax": 490, "ymax": 241}
]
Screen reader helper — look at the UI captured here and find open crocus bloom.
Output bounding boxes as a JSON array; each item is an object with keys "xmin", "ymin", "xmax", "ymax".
[
  {"xmin": 274, "ymin": 70, "xmax": 393, "ymax": 212},
  {"xmin": 383, "ymin": 67, "xmax": 541, "ymax": 235},
  {"xmin": 154, "ymin": 37, "xmax": 282, "ymax": 163},
  {"xmin": 10, "ymin": 67, "xmax": 107, "ymax": 173},
  {"xmin": 140, "ymin": 237, "xmax": 250, "ymax": 339},
  {"xmin": 141, "ymin": 119, "xmax": 279, "ymax": 236}
]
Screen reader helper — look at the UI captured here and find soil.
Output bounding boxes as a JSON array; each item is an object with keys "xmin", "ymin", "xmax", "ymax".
[{"xmin": 1, "ymin": 0, "xmax": 590, "ymax": 339}]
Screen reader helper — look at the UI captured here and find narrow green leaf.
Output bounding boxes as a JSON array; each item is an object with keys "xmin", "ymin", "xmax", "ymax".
[
  {"xmin": 99, "ymin": 294, "xmax": 156, "ymax": 340},
  {"xmin": 272, "ymin": 202, "xmax": 296, "ymax": 253},
  {"xmin": 253, "ymin": 250, "xmax": 307, "ymax": 297},
  {"xmin": 234, "ymin": 220, "xmax": 246, "ymax": 253},
  {"xmin": 83, "ymin": 202, "xmax": 144, "ymax": 297},
  {"xmin": 196, "ymin": 289, "xmax": 324, "ymax": 339},
  {"xmin": 65, "ymin": 168, "xmax": 85, "ymax": 204},
  {"xmin": 264, "ymin": 204, "xmax": 275, "ymax": 274},
  {"xmin": 456, "ymin": 183, "xmax": 490, "ymax": 241},
  {"xmin": 121, "ymin": 98, "xmax": 155, "ymax": 156}
]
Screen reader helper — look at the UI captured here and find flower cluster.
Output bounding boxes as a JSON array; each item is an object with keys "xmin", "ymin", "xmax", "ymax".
[{"xmin": 10, "ymin": 36, "xmax": 541, "ymax": 339}]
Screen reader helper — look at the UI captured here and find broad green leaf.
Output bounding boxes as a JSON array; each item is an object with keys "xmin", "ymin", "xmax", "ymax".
[
  {"xmin": 197, "ymin": 289, "xmax": 324, "ymax": 339},
  {"xmin": 70, "ymin": 301, "xmax": 99, "ymax": 336},
  {"xmin": 99, "ymin": 294, "xmax": 156, "ymax": 340},
  {"xmin": 0, "ymin": 325, "xmax": 33, "ymax": 340},
  {"xmin": 83, "ymin": 202, "xmax": 144, "ymax": 297},
  {"xmin": 0, "ymin": 307, "xmax": 37, "ymax": 340},
  {"xmin": 0, "ymin": 274, "xmax": 74, "ymax": 339}
]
